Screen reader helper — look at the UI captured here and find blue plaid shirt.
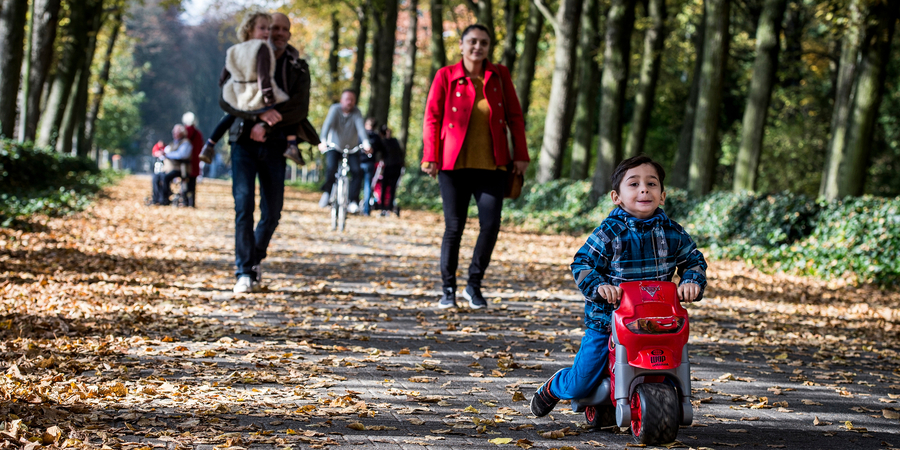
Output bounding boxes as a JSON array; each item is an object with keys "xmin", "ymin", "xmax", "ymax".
[{"xmin": 571, "ymin": 207, "xmax": 707, "ymax": 331}]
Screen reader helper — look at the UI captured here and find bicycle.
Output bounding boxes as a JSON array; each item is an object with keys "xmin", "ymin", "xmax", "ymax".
[
  {"xmin": 321, "ymin": 143, "xmax": 362, "ymax": 231},
  {"xmin": 145, "ymin": 156, "xmax": 190, "ymax": 207}
]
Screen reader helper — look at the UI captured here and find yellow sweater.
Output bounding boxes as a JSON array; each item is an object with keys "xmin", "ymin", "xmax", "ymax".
[{"xmin": 455, "ymin": 76, "xmax": 498, "ymax": 170}]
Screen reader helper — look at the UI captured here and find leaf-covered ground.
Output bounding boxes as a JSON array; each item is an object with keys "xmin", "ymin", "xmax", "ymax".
[{"xmin": 1, "ymin": 175, "xmax": 898, "ymax": 450}]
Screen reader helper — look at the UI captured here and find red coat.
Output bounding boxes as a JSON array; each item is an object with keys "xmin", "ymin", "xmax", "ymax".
[
  {"xmin": 423, "ymin": 60, "xmax": 529, "ymax": 171},
  {"xmin": 185, "ymin": 125, "xmax": 204, "ymax": 177}
]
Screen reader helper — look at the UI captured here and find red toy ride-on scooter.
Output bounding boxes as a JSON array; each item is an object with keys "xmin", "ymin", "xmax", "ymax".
[{"xmin": 570, "ymin": 280, "xmax": 693, "ymax": 445}]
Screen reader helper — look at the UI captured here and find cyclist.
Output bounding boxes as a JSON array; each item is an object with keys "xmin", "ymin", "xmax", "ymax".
[{"xmin": 317, "ymin": 90, "xmax": 371, "ymax": 212}]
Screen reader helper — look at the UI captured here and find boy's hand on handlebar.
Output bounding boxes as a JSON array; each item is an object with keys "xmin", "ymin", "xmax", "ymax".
[
  {"xmin": 597, "ymin": 285, "xmax": 623, "ymax": 304},
  {"xmin": 259, "ymin": 109, "xmax": 282, "ymax": 126},
  {"xmin": 678, "ymin": 283, "xmax": 700, "ymax": 302}
]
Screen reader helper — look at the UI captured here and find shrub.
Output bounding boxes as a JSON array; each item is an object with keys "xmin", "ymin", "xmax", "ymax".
[{"xmin": 0, "ymin": 139, "xmax": 115, "ymax": 227}]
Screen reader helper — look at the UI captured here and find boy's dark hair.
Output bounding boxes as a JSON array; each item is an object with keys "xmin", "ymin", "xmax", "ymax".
[{"xmin": 611, "ymin": 155, "xmax": 666, "ymax": 193}]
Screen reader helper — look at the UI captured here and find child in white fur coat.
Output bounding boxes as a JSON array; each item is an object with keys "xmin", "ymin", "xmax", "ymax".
[{"xmin": 200, "ymin": 12, "xmax": 304, "ymax": 165}]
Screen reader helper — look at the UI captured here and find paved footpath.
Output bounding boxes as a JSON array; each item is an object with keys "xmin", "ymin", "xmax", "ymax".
[{"xmin": 2, "ymin": 176, "xmax": 898, "ymax": 450}]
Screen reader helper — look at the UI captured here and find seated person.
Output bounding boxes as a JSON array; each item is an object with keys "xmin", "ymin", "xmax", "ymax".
[{"xmin": 151, "ymin": 124, "xmax": 193, "ymax": 205}]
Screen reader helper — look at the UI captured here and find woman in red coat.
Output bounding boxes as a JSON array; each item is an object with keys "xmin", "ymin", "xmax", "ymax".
[{"xmin": 421, "ymin": 24, "xmax": 530, "ymax": 310}]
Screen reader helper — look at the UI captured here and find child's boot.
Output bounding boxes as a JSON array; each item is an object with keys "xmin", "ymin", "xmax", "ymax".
[
  {"xmin": 199, "ymin": 140, "xmax": 216, "ymax": 164},
  {"xmin": 283, "ymin": 140, "xmax": 304, "ymax": 165},
  {"xmin": 530, "ymin": 370, "xmax": 562, "ymax": 417}
]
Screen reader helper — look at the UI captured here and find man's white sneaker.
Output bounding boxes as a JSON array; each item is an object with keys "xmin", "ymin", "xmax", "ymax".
[
  {"xmin": 347, "ymin": 202, "xmax": 359, "ymax": 214},
  {"xmin": 233, "ymin": 275, "xmax": 255, "ymax": 293},
  {"xmin": 319, "ymin": 192, "xmax": 330, "ymax": 208}
]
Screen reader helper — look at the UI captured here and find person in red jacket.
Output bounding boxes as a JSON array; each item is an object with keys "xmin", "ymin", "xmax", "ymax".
[
  {"xmin": 421, "ymin": 24, "xmax": 529, "ymax": 310},
  {"xmin": 182, "ymin": 112, "xmax": 204, "ymax": 207}
]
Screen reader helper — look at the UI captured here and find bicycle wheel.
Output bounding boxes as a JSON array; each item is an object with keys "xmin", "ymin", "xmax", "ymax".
[
  {"xmin": 337, "ymin": 176, "xmax": 348, "ymax": 232},
  {"xmin": 330, "ymin": 184, "xmax": 340, "ymax": 231}
]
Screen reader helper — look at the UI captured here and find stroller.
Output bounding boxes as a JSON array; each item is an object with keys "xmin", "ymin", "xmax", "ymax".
[{"xmin": 370, "ymin": 161, "xmax": 403, "ymax": 217}]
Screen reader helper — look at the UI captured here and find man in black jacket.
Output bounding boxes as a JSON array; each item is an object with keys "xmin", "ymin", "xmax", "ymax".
[{"xmin": 218, "ymin": 12, "xmax": 320, "ymax": 294}]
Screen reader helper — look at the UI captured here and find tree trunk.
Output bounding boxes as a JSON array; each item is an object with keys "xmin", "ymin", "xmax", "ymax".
[
  {"xmin": 17, "ymin": 0, "xmax": 35, "ymax": 142},
  {"xmin": 71, "ymin": 0, "xmax": 103, "ymax": 157},
  {"xmin": 732, "ymin": 0, "xmax": 786, "ymax": 192},
  {"xmin": 84, "ymin": 9, "xmax": 122, "ymax": 159},
  {"xmin": 820, "ymin": 0, "xmax": 860, "ymax": 200},
  {"xmin": 514, "ymin": 0, "xmax": 544, "ymax": 119},
  {"xmin": 570, "ymin": 0, "xmax": 600, "ymax": 179},
  {"xmin": 624, "ymin": 0, "xmax": 666, "ymax": 159},
  {"xmin": 534, "ymin": 0, "xmax": 585, "ymax": 183},
  {"xmin": 429, "ymin": 0, "xmax": 446, "ymax": 81},
  {"xmin": 37, "ymin": 0, "xmax": 89, "ymax": 149},
  {"xmin": 398, "ymin": 0, "xmax": 419, "ymax": 152},
  {"xmin": 351, "ymin": 0, "xmax": 369, "ymax": 99},
  {"xmin": 368, "ymin": 0, "xmax": 398, "ymax": 126},
  {"xmin": 329, "ymin": 11, "xmax": 341, "ymax": 101},
  {"xmin": 501, "ymin": 0, "xmax": 520, "ymax": 72},
  {"xmin": 671, "ymin": 10, "xmax": 705, "ymax": 189},
  {"xmin": 590, "ymin": 0, "xmax": 636, "ymax": 200},
  {"xmin": 838, "ymin": 1, "xmax": 898, "ymax": 197},
  {"xmin": 0, "ymin": 0, "xmax": 28, "ymax": 138},
  {"xmin": 687, "ymin": 0, "xmax": 729, "ymax": 196}
]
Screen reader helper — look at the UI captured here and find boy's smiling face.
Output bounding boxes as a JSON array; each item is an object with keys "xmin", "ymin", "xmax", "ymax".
[{"xmin": 611, "ymin": 163, "xmax": 666, "ymax": 219}]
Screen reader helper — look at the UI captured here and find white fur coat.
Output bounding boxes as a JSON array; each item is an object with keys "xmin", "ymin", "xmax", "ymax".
[{"xmin": 221, "ymin": 40, "xmax": 289, "ymax": 112}]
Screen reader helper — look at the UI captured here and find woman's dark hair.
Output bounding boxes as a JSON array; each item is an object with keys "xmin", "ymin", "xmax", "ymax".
[
  {"xmin": 611, "ymin": 155, "xmax": 666, "ymax": 193},
  {"xmin": 461, "ymin": 24, "xmax": 493, "ymax": 46}
]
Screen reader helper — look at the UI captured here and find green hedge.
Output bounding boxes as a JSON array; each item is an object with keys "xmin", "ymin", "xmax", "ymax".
[
  {"xmin": 393, "ymin": 174, "xmax": 899, "ymax": 286},
  {"xmin": 0, "ymin": 139, "xmax": 116, "ymax": 227}
]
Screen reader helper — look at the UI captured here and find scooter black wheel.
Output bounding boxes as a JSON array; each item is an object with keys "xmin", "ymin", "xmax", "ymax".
[
  {"xmin": 584, "ymin": 405, "xmax": 616, "ymax": 429},
  {"xmin": 630, "ymin": 383, "xmax": 679, "ymax": 445}
]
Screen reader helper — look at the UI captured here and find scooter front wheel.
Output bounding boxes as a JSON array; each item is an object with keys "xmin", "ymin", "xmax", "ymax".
[
  {"xmin": 584, "ymin": 405, "xmax": 616, "ymax": 429},
  {"xmin": 630, "ymin": 383, "xmax": 679, "ymax": 445}
]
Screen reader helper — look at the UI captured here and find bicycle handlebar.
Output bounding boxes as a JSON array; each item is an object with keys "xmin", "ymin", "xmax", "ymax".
[{"xmin": 321, "ymin": 143, "xmax": 362, "ymax": 154}]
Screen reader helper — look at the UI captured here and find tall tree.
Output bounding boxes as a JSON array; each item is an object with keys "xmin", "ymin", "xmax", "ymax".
[
  {"xmin": 570, "ymin": 0, "xmax": 601, "ymax": 179},
  {"xmin": 0, "ymin": 0, "xmax": 28, "ymax": 138},
  {"xmin": 837, "ymin": 0, "xmax": 898, "ymax": 197},
  {"xmin": 351, "ymin": 0, "xmax": 370, "ymax": 98},
  {"xmin": 84, "ymin": 9, "xmax": 123, "ymax": 159},
  {"xmin": 514, "ymin": 0, "xmax": 544, "ymax": 119},
  {"xmin": 38, "ymin": 0, "xmax": 92, "ymax": 149},
  {"xmin": 624, "ymin": 0, "xmax": 666, "ymax": 159},
  {"xmin": 590, "ymin": 0, "xmax": 636, "ymax": 201},
  {"xmin": 63, "ymin": 0, "xmax": 104, "ymax": 156},
  {"xmin": 732, "ymin": 0, "xmax": 787, "ymax": 192},
  {"xmin": 21, "ymin": 0, "xmax": 62, "ymax": 142},
  {"xmin": 500, "ymin": 0, "xmax": 520, "ymax": 72},
  {"xmin": 671, "ymin": 8, "xmax": 705, "ymax": 189},
  {"xmin": 398, "ymin": 0, "xmax": 419, "ymax": 152},
  {"xmin": 429, "ymin": 0, "xmax": 446, "ymax": 81},
  {"xmin": 329, "ymin": 11, "xmax": 341, "ymax": 101},
  {"xmin": 367, "ymin": 0, "xmax": 399, "ymax": 126},
  {"xmin": 688, "ymin": 0, "xmax": 729, "ymax": 196},
  {"xmin": 820, "ymin": 0, "xmax": 860, "ymax": 199},
  {"xmin": 534, "ymin": 0, "xmax": 585, "ymax": 183}
]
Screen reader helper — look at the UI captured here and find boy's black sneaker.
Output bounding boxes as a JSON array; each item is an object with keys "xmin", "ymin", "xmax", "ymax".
[
  {"xmin": 438, "ymin": 287, "xmax": 457, "ymax": 309},
  {"xmin": 462, "ymin": 285, "xmax": 487, "ymax": 309},
  {"xmin": 531, "ymin": 371, "xmax": 561, "ymax": 417}
]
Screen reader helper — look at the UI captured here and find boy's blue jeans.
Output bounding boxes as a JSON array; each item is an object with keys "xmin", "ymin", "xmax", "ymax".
[{"xmin": 549, "ymin": 327, "xmax": 611, "ymax": 400}]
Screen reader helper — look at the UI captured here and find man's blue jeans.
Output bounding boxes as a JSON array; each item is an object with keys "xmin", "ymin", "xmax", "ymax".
[
  {"xmin": 360, "ymin": 157, "xmax": 376, "ymax": 215},
  {"xmin": 549, "ymin": 327, "xmax": 612, "ymax": 400},
  {"xmin": 231, "ymin": 140, "xmax": 286, "ymax": 280}
]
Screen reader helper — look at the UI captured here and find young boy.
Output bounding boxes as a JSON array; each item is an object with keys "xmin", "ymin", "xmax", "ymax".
[{"xmin": 530, "ymin": 155, "xmax": 708, "ymax": 417}]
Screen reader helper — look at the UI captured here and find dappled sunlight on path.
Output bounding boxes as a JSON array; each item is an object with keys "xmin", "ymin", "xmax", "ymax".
[{"xmin": 1, "ymin": 175, "xmax": 898, "ymax": 449}]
